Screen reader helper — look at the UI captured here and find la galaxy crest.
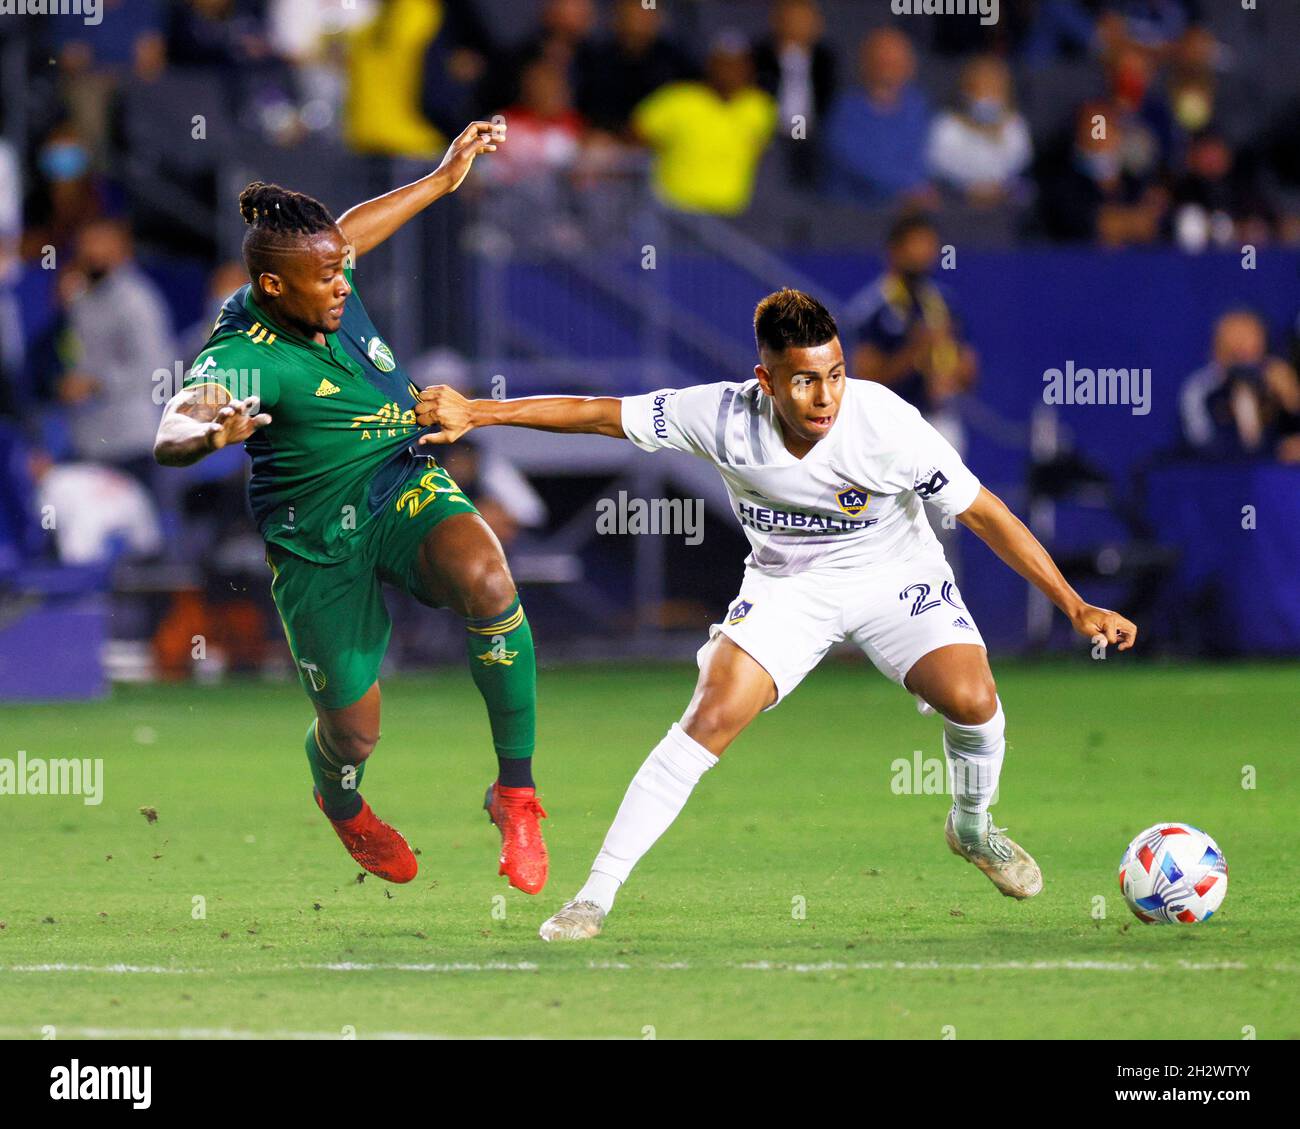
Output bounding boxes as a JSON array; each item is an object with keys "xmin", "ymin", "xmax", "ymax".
[
  {"xmin": 835, "ymin": 484, "xmax": 871, "ymax": 516},
  {"xmin": 728, "ymin": 600, "xmax": 753, "ymax": 625}
]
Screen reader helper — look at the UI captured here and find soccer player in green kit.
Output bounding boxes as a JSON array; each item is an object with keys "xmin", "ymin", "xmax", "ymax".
[{"xmin": 153, "ymin": 121, "xmax": 549, "ymax": 894}]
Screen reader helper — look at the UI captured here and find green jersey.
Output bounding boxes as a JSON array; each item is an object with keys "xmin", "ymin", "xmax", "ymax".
[{"xmin": 183, "ymin": 268, "xmax": 426, "ymax": 563}]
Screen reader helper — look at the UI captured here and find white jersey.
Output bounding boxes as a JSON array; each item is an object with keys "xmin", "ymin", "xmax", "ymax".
[{"xmin": 621, "ymin": 378, "xmax": 981, "ymax": 577}]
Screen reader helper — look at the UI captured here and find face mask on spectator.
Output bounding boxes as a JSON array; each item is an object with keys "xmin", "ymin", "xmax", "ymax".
[
  {"xmin": 40, "ymin": 142, "xmax": 89, "ymax": 182},
  {"xmin": 966, "ymin": 97, "xmax": 1003, "ymax": 126},
  {"xmin": 1077, "ymin": 149, "xmax": 1122, "ymax": 183}
]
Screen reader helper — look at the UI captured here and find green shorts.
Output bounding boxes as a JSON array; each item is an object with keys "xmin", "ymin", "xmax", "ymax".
[{"xmin": 267, "ymin": 461, "xmax": 478, "ymax": 709}]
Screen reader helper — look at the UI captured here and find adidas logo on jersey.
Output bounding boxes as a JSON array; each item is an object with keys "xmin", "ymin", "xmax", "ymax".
[
  {"xmin": 315, "ymin": 378, "xmax": 341, "ymax": 397},
  {"xmin": 952, "ymin": 616, "xmax": 973, "ymax": 630}
]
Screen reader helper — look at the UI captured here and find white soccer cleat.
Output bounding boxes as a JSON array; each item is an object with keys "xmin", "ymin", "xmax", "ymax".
[
  {"xmin": 539, "ymin": 899, "xmax": 606, "ymax": 941},
  {"xmin": 945, "ymin": 810, "xmax": 1044, "ymax": 899}
]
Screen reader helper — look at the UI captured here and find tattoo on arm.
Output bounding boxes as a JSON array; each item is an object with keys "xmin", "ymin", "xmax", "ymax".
[{"xmin": 173, "ymin": 384, "xmax": 231, "ymax": 423}]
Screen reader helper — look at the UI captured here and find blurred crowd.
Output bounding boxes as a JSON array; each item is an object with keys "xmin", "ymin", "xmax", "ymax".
[
  {"xmin": 5, "ymin": 0, "xmax": 1300, "ymax": 253},
  {"xmin": 2, "ymin": 0, "xmax": 1300, "ymax": 661}
]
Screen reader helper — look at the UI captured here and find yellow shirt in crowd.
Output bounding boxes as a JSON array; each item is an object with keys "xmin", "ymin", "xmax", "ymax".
[
  {"xmin": 345, "ymin": 0, "xmax": 446, "ymax": 157},
  {"xmin": 634, "ymin": 82, "xmax": 779, "ymax": 216}
]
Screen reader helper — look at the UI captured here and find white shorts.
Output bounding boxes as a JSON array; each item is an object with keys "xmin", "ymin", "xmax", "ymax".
[{"xmin": 700, "ymin": 554, "xmax": 986, "ymax": 708}]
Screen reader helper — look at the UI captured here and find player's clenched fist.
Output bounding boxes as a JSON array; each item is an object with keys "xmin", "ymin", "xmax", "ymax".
[
  {"xmin": 416, "ymin": 385, "xmax": 475, "ymax": 445},
  {"xmin": 1070, "ymin": 604, "xmax": 1138, "ymax": 651}
]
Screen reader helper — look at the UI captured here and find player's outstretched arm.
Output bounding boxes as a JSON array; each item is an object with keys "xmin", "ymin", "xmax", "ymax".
[
  {"xmin": 154, "ymin": 385, "xmax": 271, "ymax": 467},
  {"xmin": 336, "ymin": 120, "xmax": 507, "ymax": 258},
  {"xmin": 958, "ymin": 486, "xmax": 1138, "ymax": 651},
  {"xmin": 414, "ymin": 384, "xmax": 625, "ymax": 446}
]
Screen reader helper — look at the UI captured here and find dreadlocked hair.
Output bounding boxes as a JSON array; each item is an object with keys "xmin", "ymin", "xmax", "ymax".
[{"xmin": 238, "ymin": 181, "xmax": 338, "ymax": 281}]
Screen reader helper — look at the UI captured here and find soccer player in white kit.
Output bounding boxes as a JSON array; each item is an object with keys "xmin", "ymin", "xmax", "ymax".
[{"xmin": 414, "ymin": 290, "xmax": 1138, "ymax": 940}]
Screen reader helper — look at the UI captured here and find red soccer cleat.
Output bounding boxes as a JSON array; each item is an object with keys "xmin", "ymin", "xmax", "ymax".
[
  {"xmin": 315, "ymin": 791, "xmax": 418, "ymax": 884},
  {"xmin": 483, "ymin": 783, "xmax": 549, "ymax": 894}
]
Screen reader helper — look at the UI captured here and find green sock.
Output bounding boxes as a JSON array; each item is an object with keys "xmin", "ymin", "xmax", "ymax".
[
  {"xmin": 305, "ymin": 720, "xmax": 364, "ymax": 820},
  {"xmin": 465, "ymin": 597, "xmax": 537, "ymax": 784}
]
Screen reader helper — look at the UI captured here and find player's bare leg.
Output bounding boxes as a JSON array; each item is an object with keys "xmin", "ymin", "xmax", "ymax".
[
  {"xmin": 312, "ymin": 683, "xmax": 418, "ymax": 883},
  {"xmin": 906, "ymin": 643, "xmax": 1042, "ymax": 898},
  {"xmin": 416, "ymin": 512, "xmax": 548, "ymax": 894},
  {"xmin": 540, "ymin": 636, "xmax": 775, "ymax": 940}
]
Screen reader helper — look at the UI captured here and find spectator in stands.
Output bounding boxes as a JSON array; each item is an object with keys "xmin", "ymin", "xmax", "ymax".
[
  {"xmin": 849, "ymin": 214, "xmax": 978, "ymax": 453},
  {"xmin": 411, "ymin": 0, "xmax": 497, "ymax": 143},
  {"xmin": 22, "ymin": 120, "xmax": 118, "ymax": 259},
  {"xmin": 752, "ymin": 0, "xmax": 837, "ymax": 188},
  {"xmin": 1180, "ymin": 310, "xmax": 1300, "ymax": 464},
  {"xmin": 824, "ymin": 28, "xmax": 932, "ymax": 207},
  {"xmin": 47, "ymin": 0, "xmax": 167, "ymax": 158},
  {"xmin": 632, "ymin": 33, "xmax": 777, "ymax": 217},
  {"xmin": 345, "ymin": 0, "xmax": 447, "ymax": 156},
  {"xmin": 28, "ymin": 449, "xmax": 163, "ymax": 566},
  {"xmin": 1169, "ymin": 130, "xmax": 1277, "ymax": 252},
  {"xmin": 926, "ymin": 55, "xmax": 1034, "ymax": 207},
  {"xmin": 264, "ymin": 0, "xmax": 381, "ymax": 143},
  {"xmin": 488, "ymin": 0, "xmax": 598, "ymax": 114},
  {"xmin": 54, "ymin": 219, "xmax": 174, "ymax": 485},
  {"xmin": 577, "ymin": 0, "xmax": 692, "ymax": 138},
  {"xmin": 1103, "ymin": 42, "xmax": 1171, "ymax": 187},
  {"xmin": 1038, "ymin": 100, "xmax": 1166, "ymax": 244},
  {"xmin": 493, "ymin": 59, "xmax": 586, "ymax": 185}
]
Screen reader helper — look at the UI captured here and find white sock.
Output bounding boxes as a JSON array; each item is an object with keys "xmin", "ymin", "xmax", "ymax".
[
  {"xmin": 943, "ymin": 697, "xmax": 1006, "ymax": 843},
  {"xmin": 575, "ymin": 724, "xmax": 718, "ymax": 913}
]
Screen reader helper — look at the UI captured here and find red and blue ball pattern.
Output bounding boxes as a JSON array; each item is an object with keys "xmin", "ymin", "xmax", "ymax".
[{"xmin": 1118, "ymin": 823, "xmax": 1228, "ymax": 924}]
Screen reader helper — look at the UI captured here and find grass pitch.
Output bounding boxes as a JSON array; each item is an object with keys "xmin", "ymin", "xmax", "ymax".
[{"xmin": 1, "ymin": 658, "xmax": 1296, "ymax": 1040}]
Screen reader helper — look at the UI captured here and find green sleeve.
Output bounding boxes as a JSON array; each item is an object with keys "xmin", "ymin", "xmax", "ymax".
[{"xmin": 183, "ymin": 335, "xmax": 281, "ymax": 409}]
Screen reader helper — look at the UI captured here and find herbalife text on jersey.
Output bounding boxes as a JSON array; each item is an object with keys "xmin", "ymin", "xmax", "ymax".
[
  {"xmin": 892, "ymin": 0, "xmax": 998, "ymax": 26},
  {"xmin": 0, "ymin": 0, "xmax": 101, "ymax": 26}
]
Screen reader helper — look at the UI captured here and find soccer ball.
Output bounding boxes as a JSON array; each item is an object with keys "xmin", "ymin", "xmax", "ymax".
[{"xmin": 1118, "ymin": 823, "xmax": 1228, "ymax": 924}]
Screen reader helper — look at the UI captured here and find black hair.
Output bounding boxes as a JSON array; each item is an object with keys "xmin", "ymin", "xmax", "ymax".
[
  {"xmin": 238, "ymin": 181, "xmax": 339, "ymax": 280},
  {"xmin": 753, "ymin": 288, "xmax": 838, "ymax": 355},
  {"xmin": 886, "ymin": 212, "xmax": 939, "ymax": 248}
]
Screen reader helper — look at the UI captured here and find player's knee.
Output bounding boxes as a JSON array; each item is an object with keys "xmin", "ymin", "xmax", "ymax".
[
  {"xmin": 321, "ymin": 723, "xmax": 380, "ymax": 765},
  {"xmin": 680, "ymin": 699, "xmax": 747, "ymax": 754},
  {"xmin": 941, "ymin": 679, "xmax": 998, "ymax": 726},
  {"xmin": 458, "ymin": 559, "xmax": 517, "ymax": 620}
]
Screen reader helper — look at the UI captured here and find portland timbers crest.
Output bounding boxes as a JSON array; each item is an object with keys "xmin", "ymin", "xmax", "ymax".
[
  {"xmin": 835, "ymin": 485, "xmax": 871, "ymax": 516},
  {"xmin": 367, "ymin": 336, "xmax": 396, "ymax": 372}
]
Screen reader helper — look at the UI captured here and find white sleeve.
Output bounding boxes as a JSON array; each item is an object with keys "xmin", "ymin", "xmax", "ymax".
[
  {"xmin": 908, "ymin": 411, "xmax": 982, "ymax": 517},
  {"xmin": 620, "ymin": 384, "xmax": 727, "ymax": 457}
]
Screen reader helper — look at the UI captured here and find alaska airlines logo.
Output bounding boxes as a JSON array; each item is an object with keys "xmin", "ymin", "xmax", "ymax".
[
  {"xmin": 367, "ymin": 337, "xmax": 396, "ymax": 372},
  {"xmin": 351, "ymin": 401, "xmax": 416, "ymax": 440},
  {"xmin": 835, "ymin": 485, "xmax": 871, "ymax": 516}
]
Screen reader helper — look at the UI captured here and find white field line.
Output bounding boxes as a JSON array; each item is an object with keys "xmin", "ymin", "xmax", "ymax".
[
  {"xmin": 0, "ymin": 958, "xmax": 1269, "ymax": 975},
  {"xmin": 0, "ymin": 1024, "xmax": 553, "ymax": 1041}
]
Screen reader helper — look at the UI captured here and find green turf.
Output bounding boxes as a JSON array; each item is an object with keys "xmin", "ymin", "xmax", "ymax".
[{"xmin": 1, "ymin": 658, "xmax": 1296, "ymax": 1040}]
